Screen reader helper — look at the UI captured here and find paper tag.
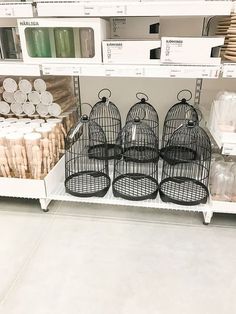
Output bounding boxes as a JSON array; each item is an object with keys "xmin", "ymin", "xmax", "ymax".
[
  {"xmin": 42, "ymin": 65, "xmax": 81, "ymax": 76},
  {"xmin": 223, "ymin": 64, "xmax": 236, "ymax": 78},
  {"xmin": 0, "ymin": 6, "xmax": 14, "ymax": 17},
  {"xmin": 164, "ymin": 39, "xmax": 184, "ymax": 62},
  {"xmin": 170, "ymin": 68, "xmax": 181, "ymax": 78},
  {"xmin": 98, "ymin": 5, "xmax": 126, "ymax": 16},
  {"xmin": 105, "ymin": 97, "xmax": 110, "ymax": 107},
  {"xmin": 105, "ymin": 68, "xmax": 115, "ymax": 77},
  {"xmin": 135, "ymin": 67, "xmax": 144, "ymax": 77},
  {"xmin": 42, "ymin": 67, "xmax": 52, "ymax": 75},
  {"xmin": 71, "ymin": 66, "xmax": 81, "ymax": 75},
  {"xmin": 106, "ymin": 42, "xmax": 123, "ymax": 61},
  {"xmin": 222, "ymin": 144, "xmax": 236, "ymax": 156},
  {"xmin": 115, "ymin": 5, "xmax": 126, "ymax": 15},
  {"xmin": 132, "ymin": 125, "xmax": 136, "ymax": 141},
  {"xmin": 83, "ymin": 5, "xmax": 96, "ymax": 16}
]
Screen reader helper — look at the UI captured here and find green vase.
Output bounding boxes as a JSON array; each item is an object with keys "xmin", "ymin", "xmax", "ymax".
[
  {"xmin": 26, "ymin": 28, "xmax": 51, "ymax": 58},
  {"xmin": 54, "ymin": 28, "xmax": 75, "ymax": 58},
  {"xmin": 1, "ymin": 28, "xmax": 17, "ymax": 59}
]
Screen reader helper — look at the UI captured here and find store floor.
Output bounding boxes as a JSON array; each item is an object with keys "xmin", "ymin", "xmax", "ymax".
[{"xmin": 0, "ymin": 198, "xmax": 235, "ymax": 314}]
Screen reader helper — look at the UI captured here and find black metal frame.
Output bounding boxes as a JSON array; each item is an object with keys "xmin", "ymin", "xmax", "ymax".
[
  {"xmin": 113, "ymin": 117, "xmax": 159, "ymax": 201},
  {"xmin": 159, "ymin": 120, "xmax": 211, "ymax": 206},
  {"xmin": 65, "ymin": 114, "xmax": 111, "ymax": 197},
  {"xmin": 89, "ymin": 88, "xmax": 122, "ymax": 160}
]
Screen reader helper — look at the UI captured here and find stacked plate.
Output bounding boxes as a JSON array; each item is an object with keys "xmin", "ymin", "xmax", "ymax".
[{"xmin": 216, "ymin": 14, "xmax": 236, "ymax": 61}]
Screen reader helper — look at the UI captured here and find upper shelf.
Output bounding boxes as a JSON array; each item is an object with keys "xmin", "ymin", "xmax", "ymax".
[
  {"xmin": 36, "ymin": 1, "xmax": 232, "ymax": 17},
  {"xmin": 41, "ymin": 63, "xmax": 221, "ymax": 78},
  {"xmin": 0, "ymin": 1, "xmax": 34, "ymax": 18},
  {"xmin": 0, "ymin": 62, "xmax": 223, "ymax": 78},
  {"xmin": 0, "ymin": 1, "xmax": 232, "ymax": 19}
]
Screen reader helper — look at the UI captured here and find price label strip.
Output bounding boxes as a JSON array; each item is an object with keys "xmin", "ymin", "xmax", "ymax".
[
  {"xmin": 223, "ymin": 63, "xmax": 236, "ymax": 78},
  {"xmin": 0, "ymin": 5, "xmax": 14, "ymax": 17},
  {"xmin": 84, "ymin": 4, "xmax": 126, "ymax": 16},
  {"xmin": 42, "ymin": 65, "xmax": 81, "ymax": 76},
  {"xmin": 105, "ymin": 66, "xmax": 144, "ymax": 77}
]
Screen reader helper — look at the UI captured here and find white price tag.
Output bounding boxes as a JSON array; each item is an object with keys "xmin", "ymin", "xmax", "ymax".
[
  {"xmin": 134, "ymin": 67, "xmax": 144, "ymax": 77},
  {"xmin": 115, "ymin": 5, "xmax": 126, "ymax": 15},
  {"xmin": 42, "ymin": 65, "xmax": 81, "ymax": 76},
  {"xmin": 223, "ymin": 64, "xmax": 236, "ymax": 78},
  {"xmin": 170, "ymin": 68, "xmax": 181, "ymax": 78},
  {"xmin": 0, "ymin": 6, "xmax": 14, "ymax": 17},
  {"xmin": 201, "ymin": 72, "xmax": 209, "ymax": 78},
  {"xmin": 97, "ymin": 5, "xmax": 126, "ymax": 16},
  {"xmin": 105, "ymin": 68, "xmax": 115, "ymax": 77},
  {"xmin": 222, "ymin": 144, "xmax": 236, "ymax": 156},
  {"xmin": 71, "ymin": 67, "xmax": 81, "ymax": 75},
  {"xmin": 42, "ymin": 67, "xmax": 52, "ymax": 75},
  {"xmin": 83, "ymin": 5, "xmax": 96, "ymax": 16}
]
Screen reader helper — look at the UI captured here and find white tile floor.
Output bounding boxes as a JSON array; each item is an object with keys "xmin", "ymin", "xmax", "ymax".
[{"xmin": 0, "ymin": 198, "xmax": 236, "ymax": 314}]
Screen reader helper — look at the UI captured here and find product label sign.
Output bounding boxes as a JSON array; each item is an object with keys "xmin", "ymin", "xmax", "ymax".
[
  {"xmin": 83, "ymin": 5, "xmax": 96, "ymax": 16},
  {"xmin": 115, "ymin": 5, "xmax": 126, "ymax": 15},
  {"xmin": 42, "ymin": 65, "xmax": 81, "ymax": 76},
  {"xmin": 222, "ymin": 144, "xmax": 236, "ymax": 156},
  {"xmin": 0, "ymin": 6, "xmax": 14, "ymax": 17},
  {"xmin": 106, "ymin": 42, "xmax": 123, "ymax": 60},
  {"xmin": 223, "ymin": 64, "xmax": 236, "ymax": 78},
  {"xmin": 105, "ymin": 68, "xmax": 115, "ymax": 76},
  {"xmin": 164, "ymin": 40, "xmax": 184, "ymax": 62}
]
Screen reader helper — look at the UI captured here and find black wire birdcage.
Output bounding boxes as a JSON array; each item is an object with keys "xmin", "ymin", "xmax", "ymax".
[
  {"xmin": 159, "ymin": 120, "xmax": 211, "ymax": 206},
  {"xmin": 89, "ymin": 88, "xmax": 122, "ymax": 160},
  {"xmin": 126, "ymin": 92, "xmax": 159, "ymax": 140},
  {"xmin": 113, "ymin": 117, "xmax": 159, "ymax": 201},
  {"xmin": 65, "ymin": 114, "xmax": 111, "ymax": 197},
  {"xmin": 160, "ymin": 90, "xmax": 200, "ymax": 163}
]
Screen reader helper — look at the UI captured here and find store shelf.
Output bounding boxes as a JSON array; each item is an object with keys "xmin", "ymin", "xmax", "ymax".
[
  {"xmin": 0, "ymin": 156, "xmax": 63, "ymax": 200},
  {"xmin": 36, "ymin": 1, "xmax": 232, "ymax": 17},
  {"xmin": 212, "ymin": 200, "xmax": 236, "ymax": 214},
  {"xmin": 42, "ymin": 63, "xmax": 221, "ymax": 78},
  {"xmin": 0, "ymin": 62, "xmax": 40, "ymax": 76},
  {"xmin": 49, "ymin": 182, "xmax": 210, "ymax": 213},
  {"xmin": 0, "ymin": 1, "xmax": 33, "ymax": 18},
  {"xmin": 1, "ymin": 155, "xmax": 235, "ymax": 223}
]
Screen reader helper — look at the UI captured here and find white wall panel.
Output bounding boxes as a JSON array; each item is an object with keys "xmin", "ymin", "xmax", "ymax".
[{"xmin": 79, "ymin": 77, "xmax": 197, "ymax": 128}]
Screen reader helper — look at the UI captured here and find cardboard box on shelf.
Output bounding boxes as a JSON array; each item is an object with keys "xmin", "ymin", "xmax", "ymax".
[
  {"xmin": 102, "ymin": 40, "xmax": 161, "ymax": 64},
  {"xmin": 18, "ymin": 18, "xmax": 110, "ymax": 64},
  {"xmin": 160, "ymin": 37, "xmax": 224, "ymax": 65},
  {"xmin": 110, "ymin": 17, "xmax": 160, "ymax": 39}
]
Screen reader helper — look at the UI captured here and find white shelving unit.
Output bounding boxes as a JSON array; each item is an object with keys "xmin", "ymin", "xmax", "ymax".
[
  {"xmin": 36, "ymin": 1, "xmax": 232, "ymax": 17},
  {"xmin": 0, "ymin": 0, "xmax": 235, "ymax": 224}
]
